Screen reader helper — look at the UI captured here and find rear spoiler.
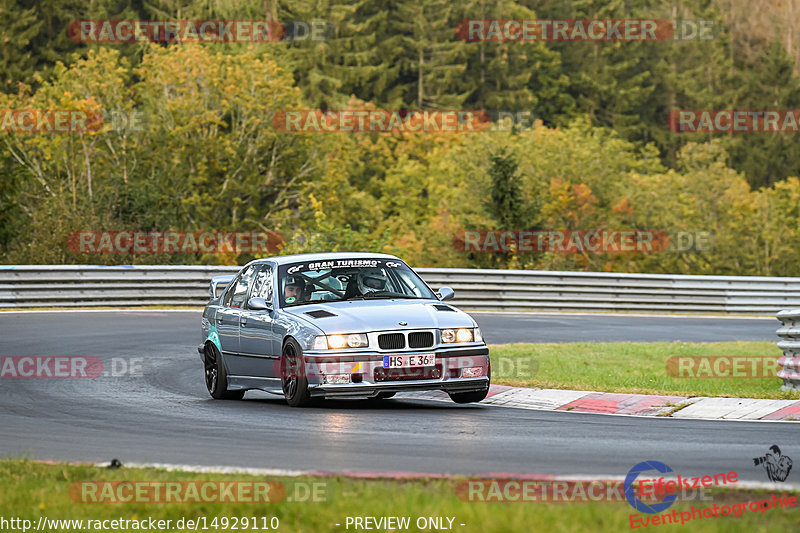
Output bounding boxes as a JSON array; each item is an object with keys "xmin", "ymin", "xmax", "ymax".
[{"xmin": 210, "ymin": 274, "xmax": 235, "ymax": 300}]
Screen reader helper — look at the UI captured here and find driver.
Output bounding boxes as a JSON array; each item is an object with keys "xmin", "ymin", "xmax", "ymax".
[
  {"xmin": 357, "ymin": 268, "xmax": 388, "ymax": 295},
  {"xmin": 283, "ymin": 276, "xmax": 305, "ymax": 304}
]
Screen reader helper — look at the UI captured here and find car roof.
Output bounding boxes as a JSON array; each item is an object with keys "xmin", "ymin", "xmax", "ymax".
[{"xmin": 249, "ymin": 252, "xmax": 403, "ymax": 266}]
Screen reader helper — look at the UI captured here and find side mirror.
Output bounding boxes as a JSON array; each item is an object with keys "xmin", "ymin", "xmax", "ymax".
[
  {"xmin": 437, "ymin": 287, "xmax": 455, "ymax": 301},
  {"xmin": 247, "ymin": 297, "xmax": 271, "ymax": 311}
]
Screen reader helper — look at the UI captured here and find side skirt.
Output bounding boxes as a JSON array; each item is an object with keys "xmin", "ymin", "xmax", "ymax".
[{"xmin": 227, "ymin": 375, "xmax": 284, "ymax": 395}]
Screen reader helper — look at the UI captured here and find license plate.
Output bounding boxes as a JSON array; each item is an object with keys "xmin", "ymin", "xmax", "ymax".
[{"xmin": 383, "ymin": 353, "xmax": 435, "ymax": 368}]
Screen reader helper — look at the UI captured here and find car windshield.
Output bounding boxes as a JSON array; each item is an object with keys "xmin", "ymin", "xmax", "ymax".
[{"xmin": 277, "ymin": 258, "xmax": 436, "ymax": 307}]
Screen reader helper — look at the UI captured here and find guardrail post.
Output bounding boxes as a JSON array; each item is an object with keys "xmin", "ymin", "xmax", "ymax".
[{"xmin": 776, "ymin": 309, "xmax": 800, "ymax": 391}]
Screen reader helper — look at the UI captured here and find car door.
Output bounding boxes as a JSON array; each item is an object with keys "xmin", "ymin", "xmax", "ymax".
[
  {"xmin": 216, "ymin": 264, "xmax": 257, "ymax": 374},
  {"xmin": 238, "ymin": 264, "xmax": 280, "ymax": 379}
]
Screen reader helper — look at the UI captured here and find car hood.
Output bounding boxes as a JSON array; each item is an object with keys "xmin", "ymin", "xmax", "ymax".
[{"xmin": 284, "ymin": 299, "xmax": 475, "ymax": 334}]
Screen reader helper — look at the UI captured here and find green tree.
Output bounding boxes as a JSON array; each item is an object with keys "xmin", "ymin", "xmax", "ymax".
[
  {"xmin": 0, "ymin": 44, "xmax": 331, "ymax": 265},
  {"xmin": 487, "ymin": 148, "xmax": 525, "ymax": 228},
  {"xmin": 0, "ymin": 0, "xmax": 42, "ymax": 93}
]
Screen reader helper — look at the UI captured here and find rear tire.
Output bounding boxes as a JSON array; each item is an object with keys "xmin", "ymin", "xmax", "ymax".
[
  {"xmin": 281, "ymin": 338, "xmax": 313, "ymax": 407},
  {"xmin": 205, "ymin": 344, "xmax": 245, "ymax": 400}
]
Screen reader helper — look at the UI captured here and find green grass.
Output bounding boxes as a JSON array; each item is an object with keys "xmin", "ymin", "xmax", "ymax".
[
  {"xmin": 1, "ymin": 460, "xmax": 798, "ymax": 533},
  {"xmin": 489, "ymin": 341, "xmax": 800, "ymax": 400}
]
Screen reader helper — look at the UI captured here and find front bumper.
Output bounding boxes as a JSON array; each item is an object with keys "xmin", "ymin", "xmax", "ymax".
[
  {"xmin": 303, "ymin": 346, "xmax": 490, "ymax": 399},
  {"xmin": 311, "ymin": 377, "xmax": 489, "ymax": 398}
]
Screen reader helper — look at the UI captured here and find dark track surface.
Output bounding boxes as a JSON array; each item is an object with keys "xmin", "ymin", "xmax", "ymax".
[
  {"xmin": 0, "ymin": 310, "xmax": 791, "ymax": 481},
  {"xmin": 471, "ymin": 311, "xmax": 779, "ymax": 344}
]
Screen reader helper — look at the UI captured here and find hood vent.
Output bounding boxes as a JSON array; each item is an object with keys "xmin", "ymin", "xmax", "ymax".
[
  {"xmin": 305, "ymin": 310, "xmax": 337, "ymax": 318},
  {"xmin": 433, "ymin": 304, "xmax": 456, "ymax": 312}
]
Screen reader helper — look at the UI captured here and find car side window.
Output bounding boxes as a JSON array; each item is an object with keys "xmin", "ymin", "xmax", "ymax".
[
  {"xmin": 222, "ymin": 277, "xmax": 238, "ymax": 307},
  {"xmin": 227, "ymin": 265, "xmax": 257, "ymax": 308},
  {"xmin": 250, "ymin": 265, "xmax": 273, "ymax": 303}
]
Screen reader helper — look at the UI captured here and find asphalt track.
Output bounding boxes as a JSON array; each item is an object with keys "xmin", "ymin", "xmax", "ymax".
[
  {"xmin": 471, "ymin": 312, "xmax": 779, "ymax": 344},
  {"xmin": 0, "ymin": 310, "xmax": 793, "ymax": 482}
]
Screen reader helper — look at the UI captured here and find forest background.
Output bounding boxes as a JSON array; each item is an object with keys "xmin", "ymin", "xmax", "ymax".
[{"xmin": 2, "ymin": 0, "xmax": 799, "ymax": 276}]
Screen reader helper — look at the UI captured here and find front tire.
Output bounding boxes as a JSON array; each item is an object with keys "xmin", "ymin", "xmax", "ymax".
[
  {"xmin": 205, "ymin": 344, "xmax": 245, "ymax": 400},
  {"xmin": 448, "ymin": 388, "xmax": 489, "ymax": 404},
  {"xmin": 281, "ymin": 338, "xmax": 313, "ymax": 407},
  {"xmin": 449, "ymin": 364, "xmax": 490, "ymax": 404}
]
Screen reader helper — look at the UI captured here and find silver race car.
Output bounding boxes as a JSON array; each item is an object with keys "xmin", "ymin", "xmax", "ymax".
[{"xmin": 199, "ymin": 253, "xmax": 490, "ymax": 406}]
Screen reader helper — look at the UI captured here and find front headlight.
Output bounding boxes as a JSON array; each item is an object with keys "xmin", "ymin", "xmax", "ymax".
[
  {"xmin": 312, "ymin": 336, "xmax": 328, "ymax": 350},
  {"xmin": 440, "ymin": 328, "xmax": 474, "ymax": 343},
  {"xmin": 313, "ymin": 334, "xmax": 369, "ymax": 350}
]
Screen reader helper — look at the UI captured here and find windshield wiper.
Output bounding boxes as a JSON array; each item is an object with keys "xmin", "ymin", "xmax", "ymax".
[
  {"xmin": 364, "ymin": 294, "xmax": 423, "ymax": 299},
  {"xmin": 338, "ymin": 292, "xmax": 427, "ymax": 301}
]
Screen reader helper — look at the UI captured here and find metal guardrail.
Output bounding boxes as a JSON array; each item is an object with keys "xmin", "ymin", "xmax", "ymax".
[
  {"xmin": 419, "ymin": 268, "xmax": 800, "ymax": 314},
  {"xmin": 776, "ymin": 310, "xmax": 800, "ymax": 391},
  {"xmin": 0, "ymin": 265, "xmax": 240, "ymax": 307},
  {"xmin": 1, "ymin": 265, "xmax": 800, "ymax": 314}
]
